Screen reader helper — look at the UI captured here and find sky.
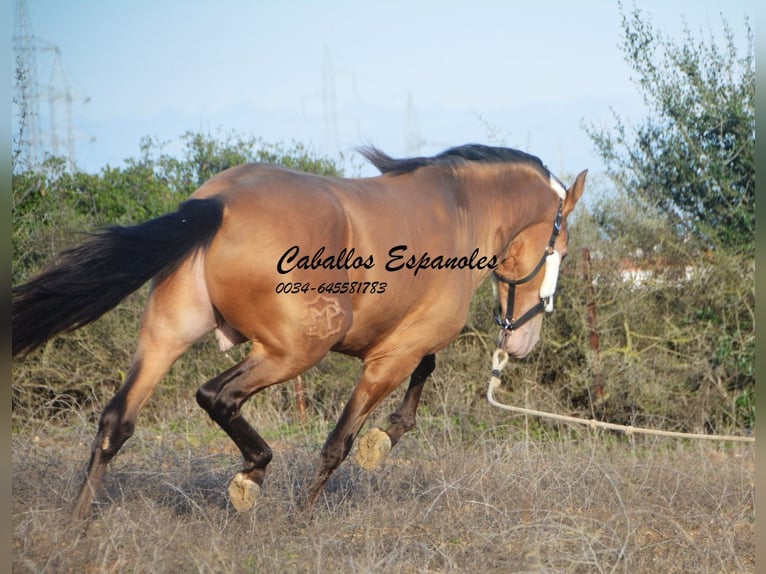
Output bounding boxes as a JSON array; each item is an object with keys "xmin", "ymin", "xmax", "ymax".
[{"xmin": 12, "ymin": 0, "xmax": 754, "ymax": 182}]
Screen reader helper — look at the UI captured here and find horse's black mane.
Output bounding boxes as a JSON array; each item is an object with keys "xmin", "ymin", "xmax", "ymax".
[{"xmin": 359, "ymin": 144, "xmax": 550, "ymax": 177}]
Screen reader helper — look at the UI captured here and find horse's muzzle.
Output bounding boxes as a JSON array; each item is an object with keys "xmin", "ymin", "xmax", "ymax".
[{"xmin": 496, "ymin": 316, "xmax": 542, "ymax": 358}]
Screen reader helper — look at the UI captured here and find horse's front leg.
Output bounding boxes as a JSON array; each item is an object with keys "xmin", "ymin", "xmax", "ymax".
[
  {"xmin": 305, "ymin": 353, "xmax": 428, "ymax": 510},
  {"xmin": 194, "ymin": 346, "xmax": 302, "ymax": 512},
  {"xmin": 356, "ymin": 353, "xmax": 435, "ymax": 470}
]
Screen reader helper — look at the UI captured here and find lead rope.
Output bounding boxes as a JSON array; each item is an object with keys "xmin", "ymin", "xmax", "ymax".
[{"xmin": 487, "ymin": 348, "xmax": 754, "ymax": 443}]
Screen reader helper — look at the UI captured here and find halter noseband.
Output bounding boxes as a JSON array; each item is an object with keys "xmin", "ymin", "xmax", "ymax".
[{"xmin": 493, "ymin": 197, "xmax": 563, "ymax": 332}]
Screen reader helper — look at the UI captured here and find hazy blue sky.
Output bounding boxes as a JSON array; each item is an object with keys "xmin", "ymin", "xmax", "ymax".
[{"xmin": 14, "ymin": 0, "xmax": 754, "ymax": 180}]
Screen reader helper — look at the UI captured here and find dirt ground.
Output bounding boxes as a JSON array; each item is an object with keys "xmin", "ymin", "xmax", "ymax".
[{"xmin": 12, "ymin": 413, "xmax": 754, "ymax": 573}]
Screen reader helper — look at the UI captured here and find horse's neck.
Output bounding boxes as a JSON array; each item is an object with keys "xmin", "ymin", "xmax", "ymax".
[{"xmin": 454, "ymin": 169, "xmax": 553, "ymax": 251}]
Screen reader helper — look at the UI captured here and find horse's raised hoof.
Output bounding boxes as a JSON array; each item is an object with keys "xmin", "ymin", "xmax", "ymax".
[
  {"xmin": 228, "ymin": 472, "xmax": 260, "ymax": 512},
  {"xmin": 356, "ymin": 428, "xmax": 392, "ymax": 470}
]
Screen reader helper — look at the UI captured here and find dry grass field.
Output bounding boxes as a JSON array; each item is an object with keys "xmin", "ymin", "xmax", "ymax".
[{"xmin": 12, "ymin": 398, "xmax": 754, "ymax": 573}]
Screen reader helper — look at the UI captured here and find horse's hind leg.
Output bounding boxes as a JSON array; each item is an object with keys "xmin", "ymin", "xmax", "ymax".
[
  {"xmin": 356, "ymin": 354, "xmax": 435, "ymax": 470},
  {"xmin": 72, "ymin": 260, "xmax": 215, "ymax": 520},
  {"xmin": 71, "ymin": 346, "xmax": 186, "ymax": 520}
]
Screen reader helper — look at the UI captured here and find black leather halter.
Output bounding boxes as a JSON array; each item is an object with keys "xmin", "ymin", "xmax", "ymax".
[{"xmin": 493, "ymin": 198, "xmax": 563, "ymax": 332}]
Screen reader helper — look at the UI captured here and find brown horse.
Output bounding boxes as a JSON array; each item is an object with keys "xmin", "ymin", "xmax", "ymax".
[{"xmin": 12, "ymin": 144, "xmax": 586, "ymax": 519}]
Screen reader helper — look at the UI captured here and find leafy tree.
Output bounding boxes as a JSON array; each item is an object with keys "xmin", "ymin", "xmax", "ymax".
[
  {"xmin": 577, "ymin": 7, "xmax": 754, "ymax": 432},
  {"xmin": 586, "ymin": 5, "xmax": 754, "ymax": 254}
]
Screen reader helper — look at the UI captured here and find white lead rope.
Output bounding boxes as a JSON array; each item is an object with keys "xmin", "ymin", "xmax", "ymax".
[{"xmin": 487, "ymin": 349, "xmax": 754, "ymax": 443}]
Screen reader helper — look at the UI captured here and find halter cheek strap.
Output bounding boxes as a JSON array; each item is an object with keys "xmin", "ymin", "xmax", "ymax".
[
  {"xmin": 493, "ymin": 198, "xmax": 563, "ymax": 332},
  {"xmin": 539, "ymin": 249, "xmax": 560, "ymax": 312}
]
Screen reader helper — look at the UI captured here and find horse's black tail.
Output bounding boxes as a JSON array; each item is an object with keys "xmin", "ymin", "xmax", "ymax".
[{"xmin": 12, "ymin": 197, "xmax": 225, "ymax": 357}]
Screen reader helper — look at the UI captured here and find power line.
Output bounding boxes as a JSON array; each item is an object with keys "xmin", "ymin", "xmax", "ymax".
[{"xmin": 13, "ymin": 0, "xmax": 90, "ymax": 170}]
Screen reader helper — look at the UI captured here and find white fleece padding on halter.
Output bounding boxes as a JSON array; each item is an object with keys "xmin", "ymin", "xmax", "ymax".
[{"xmin": 539, "ymin": 250, "xmax": 560, "ymax": 312}]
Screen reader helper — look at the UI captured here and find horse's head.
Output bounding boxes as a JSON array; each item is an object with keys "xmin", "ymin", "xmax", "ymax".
[{"xmin": 492, "ymin": 170, "xmax": 587, "ymax": 358}]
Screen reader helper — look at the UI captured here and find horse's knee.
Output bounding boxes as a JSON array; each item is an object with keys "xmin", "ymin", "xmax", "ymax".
[
  {"xmin": 195, "ymin": 384, "xmax": 215, "ymax": 413},
  {"xmin": 196, "ymin": 385, "xmax": 239, "ymax": 424},
  {"xmin": 195, "ymin": 359, "xmax": 259, "ymax": 421}
]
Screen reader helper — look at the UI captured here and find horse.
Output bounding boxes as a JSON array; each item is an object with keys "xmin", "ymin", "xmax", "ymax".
[{"xmin": 12, "ymin": 144, "xmax": 586, "ymax": 520}]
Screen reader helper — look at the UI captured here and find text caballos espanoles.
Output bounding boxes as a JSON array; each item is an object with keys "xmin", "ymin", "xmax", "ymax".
[{"xmin": 277, "ymin": 245, "xmax": 498, "ymax": 277}]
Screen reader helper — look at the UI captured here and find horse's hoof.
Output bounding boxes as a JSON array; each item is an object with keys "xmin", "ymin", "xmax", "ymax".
[
  {"xmin": 228, "ymin": 472, "xmax": 260, "ymax": 512},
  {"xmin": 356, "ymin": 428, "xmax": 392, "ymax": 470}
]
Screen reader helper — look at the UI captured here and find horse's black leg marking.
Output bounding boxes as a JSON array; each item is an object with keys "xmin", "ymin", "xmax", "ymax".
[
  {"xmin": 72, "ymin": 360, "xmax": 142, "ymax": 520},
  {"xmin": 384, "ymin": 353, "xmax": 435, "ymax": 446},
  {"xmin": 306, "ymin": 403, "xmax": 363, "ymax": 508},
  {"xmin": 304, "ymin": 354, "xmax": 426, "ymax": 509},
  {"xmin": 195, "ymin": 358, "xmax": 273, "ymax": 487}
]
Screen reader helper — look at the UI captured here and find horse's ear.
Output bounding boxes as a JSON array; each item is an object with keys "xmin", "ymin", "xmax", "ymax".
[{"xmin": 564, "ymin": 169, "xmax": 587, "ymax": 215}]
